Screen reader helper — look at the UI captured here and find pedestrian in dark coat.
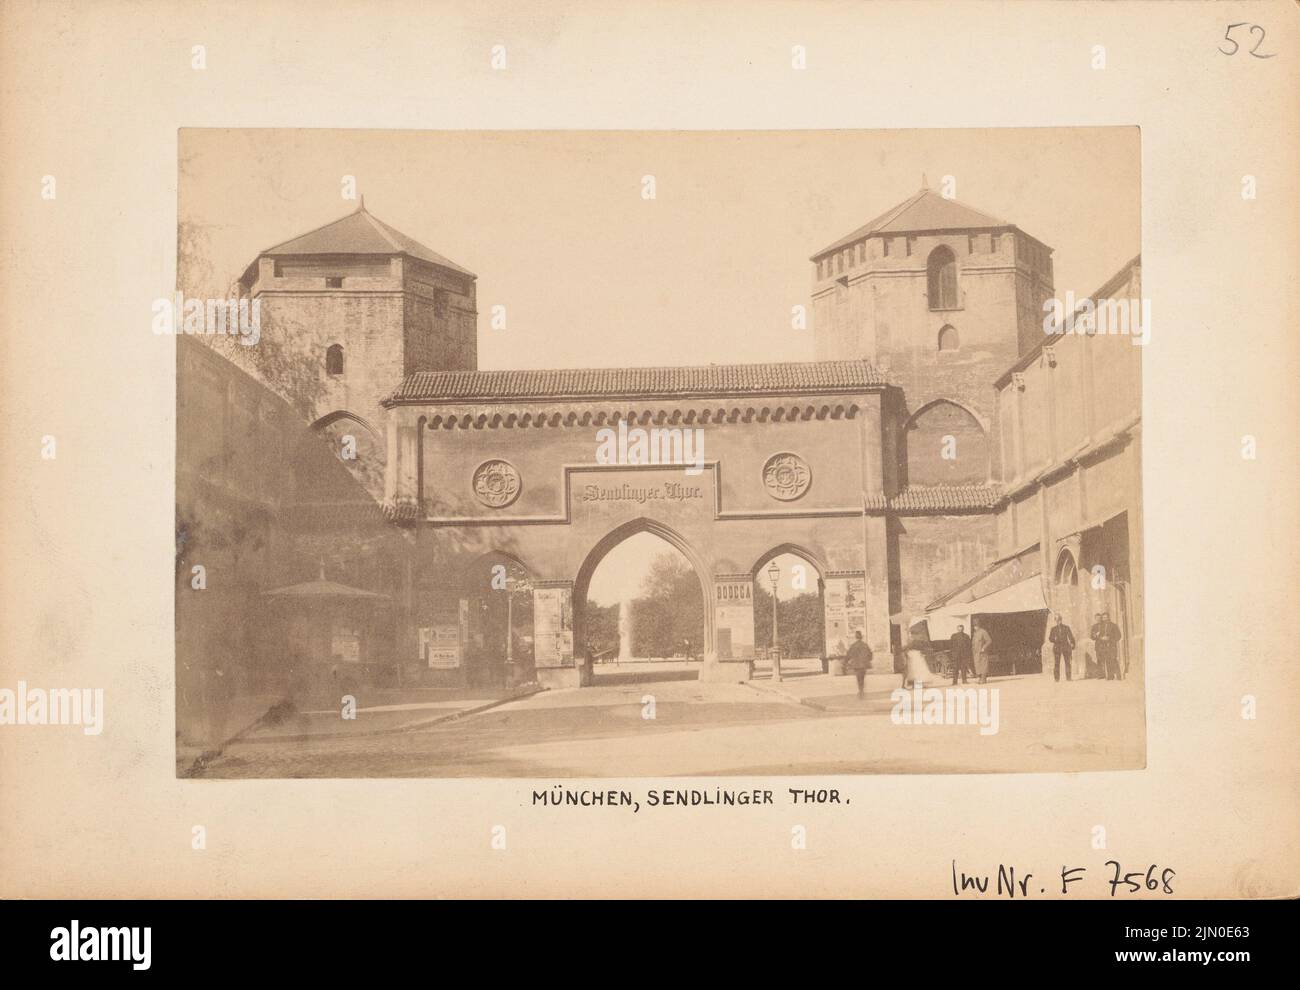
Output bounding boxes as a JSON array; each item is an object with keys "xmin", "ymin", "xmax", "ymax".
[
  {"xmin": 1098, "ymin": 611, "xmax": 1123, "ymax": 680},
  {"xmin": 949, "ymin": 624, "xmax": 972, "ymax": 685},
  {"xmin": 1048, "ymin": 613, "xmax": 1076, "ymax": 682},
  {"xmin": 845, "ymin": 631, "xmax": 873, "ymax": 700}
]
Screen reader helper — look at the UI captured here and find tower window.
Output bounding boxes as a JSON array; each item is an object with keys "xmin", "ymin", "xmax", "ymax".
[
  {"xmin": 434, "ymin": 289, "xmax": 449, "ymax": 318},
  {"xmin": 938, "ymin": 325, "xmax": 959, "ymax": 352},
  {"xmin": 326, "ymin": 344, "xmax": 344, "ymax": 376},
  {"xmin": 927, "ymin": 246, "xmax": 959, "ymax": 310},
  {"xmin": 326, "ymin": 277, "xmax": 343, "ymax": 288}
]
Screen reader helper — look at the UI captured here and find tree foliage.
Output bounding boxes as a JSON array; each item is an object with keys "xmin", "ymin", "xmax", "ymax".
[{"xmin": 753, "ymin": 586, "xmax": 824, "ymax": 656}]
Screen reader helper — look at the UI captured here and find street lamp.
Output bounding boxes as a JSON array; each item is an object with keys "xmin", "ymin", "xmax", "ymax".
[
  {"xmin": 503, "ymin": 572, "xmax": 516, "ymax": 689},
  {"xmin": 766, "ymin": 561, "xmax": 782, "ymax": 682},
  {"xmin": 505, "ymin": 578, "xmax": 514, "ymax": 654}
]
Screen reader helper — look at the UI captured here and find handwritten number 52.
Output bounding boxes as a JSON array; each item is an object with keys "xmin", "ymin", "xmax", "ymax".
[{"xmin": 1219, "ymin": 23, "xmax": 1275, "ymax": 58}]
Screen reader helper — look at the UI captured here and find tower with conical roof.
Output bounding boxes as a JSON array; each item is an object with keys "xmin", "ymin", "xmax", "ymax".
[{"xmin": 236, "ymin": 200, "xmax": 477, "ymax": 497}]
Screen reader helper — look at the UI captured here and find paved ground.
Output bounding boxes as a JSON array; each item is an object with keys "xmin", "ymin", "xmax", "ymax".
[{"xmin": 184, "ymin": 660, "xmax": 1145, "ymax": 778}]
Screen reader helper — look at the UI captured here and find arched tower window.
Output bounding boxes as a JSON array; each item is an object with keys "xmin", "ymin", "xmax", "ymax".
[
  {"xmin": 938, "ymin": 324, "xmax": 959, "ymax": 351},
  {"xmin": 326, "ymin": 343, "xmax": 344, "ymax": 376},
  {"xmin": 927, "ymin": 246, "xmax": 958, "ymax": 310}
]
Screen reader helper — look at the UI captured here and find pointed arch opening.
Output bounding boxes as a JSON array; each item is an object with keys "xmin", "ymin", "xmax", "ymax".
[
  {"xmin": 750, "ymin": 545, "xmax": 827, "ymax": 678},
  {"xmin": 449, "ymin": 550, "xmax": 537, "ymax": 689},
  {"xmin": 902, "ymin": 398, "xmax": 989, "ymax": 486},
  {"xmin": 572, "ymin": 518, "xmax": 713, "ymax": 685},
  {"xmin": 1055, "ymin": 547, "xmax": 1079, "ymax": 586}
]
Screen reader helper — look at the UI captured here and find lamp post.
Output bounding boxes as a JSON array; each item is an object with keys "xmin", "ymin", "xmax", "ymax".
[
  {"xmin": 767, "ymin": 561, "xmax": 782, "ymax": 682},
  {"xmin": 504, "ymin": 574, "xmax": 515, "ymax": 689}
]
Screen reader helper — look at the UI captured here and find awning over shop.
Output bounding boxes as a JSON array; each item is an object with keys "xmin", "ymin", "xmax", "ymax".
[
  {"xmin": 913, "ymin": 545, "xmax": 1048, "ymax": 640},
  {"xmin": 265, "ymin": 566, "xmax": 389, "ymax": 600},
  {"xmin": 961, "ymin": 573, "xmax": 1048, "ymax": 615}
]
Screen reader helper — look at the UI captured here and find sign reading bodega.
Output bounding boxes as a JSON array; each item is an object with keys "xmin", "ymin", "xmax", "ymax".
[{"xmin": 594, "ymin": 420, "xmax": 706, "ymax": 476}]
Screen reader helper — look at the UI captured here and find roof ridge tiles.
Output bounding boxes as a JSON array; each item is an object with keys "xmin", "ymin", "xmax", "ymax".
[{"xmin": 385, "ymin": 359, "xmax": 889, "ymax": 404}]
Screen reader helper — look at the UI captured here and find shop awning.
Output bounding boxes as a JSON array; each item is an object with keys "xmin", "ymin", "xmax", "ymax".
[
  {"xmin": 265, "ymin": 565, "xmax": 389, "ymax": 600},
  {"xmin": 913, "ymin": 546, "xmax": 1048, "ymax": 639},
  {"xmin": 918, "ymin": 576, "xmax": 1049, "ymax": 639}
]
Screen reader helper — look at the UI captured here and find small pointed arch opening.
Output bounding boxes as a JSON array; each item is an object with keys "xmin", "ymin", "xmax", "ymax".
[
  {"xmin": 903, "ymin": 398, "xmax": 989, "ymax": 486},
  {"xmin": 326, "ymin": 343, "xmax": 344, "ymax": 376},
  {"xmin": 1055, "ymin": 548, "xmax": 1079, "ymax": 586},
  {"xmin": 927, "ymin": 245, "xmax": 959, "ymax": 310},
  {"xmin": 938, "ymin": 324, "xmax": 959, "ymax": 352}
]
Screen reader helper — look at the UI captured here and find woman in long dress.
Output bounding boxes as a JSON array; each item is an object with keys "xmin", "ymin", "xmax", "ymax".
[{"xmin": 902, "ymin": 638, "xmax": 932, "ymax": 689}]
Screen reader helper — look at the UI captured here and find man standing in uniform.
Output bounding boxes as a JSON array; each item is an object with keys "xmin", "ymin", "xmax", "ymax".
[
  {"xmin": 845, "ymin": 630, "xmax": 873, "ymax": 700},
  {"xmin": 949, "ymin": 623, "xmax": 972, "ymax": 685},
  {"xmin": 1048, "ymin": 613, "xmax": 1077, "ymax": 682},
  {"xmin": 1099, "ymin": 611, "xmax": 1123, "ymax": 680},
  {"xmin": 1087, "ymin": 612, "xmax": 1105, "ymax": 679}
]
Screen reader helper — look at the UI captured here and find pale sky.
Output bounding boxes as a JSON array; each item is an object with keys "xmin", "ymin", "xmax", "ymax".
[{"xmin": 179, "ymin": 128, "xmax": 1140, "ymax": 371}]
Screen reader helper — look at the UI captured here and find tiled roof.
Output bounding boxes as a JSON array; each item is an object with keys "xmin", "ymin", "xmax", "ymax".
[
  {"xmin": 286, "ymin": 501, "xmax": 390, "ymax": 529},
  {"xmin": 815, "ymin": 187, "xmax": 1015, "ymax": 257},
  {"xmin": 386, "ymin": 360, "xmax": 888, "ymax": 404},
  {"xmin": 382, "ymin": 499, "xmax": 422, "ymax": 521},
  {"xmin": 256, "ymin": 202, "xmax": 475, "ymax": 277},
  {"xmin": 888, "ymin": 484, "xmax": 1002, "ymax": 512}
]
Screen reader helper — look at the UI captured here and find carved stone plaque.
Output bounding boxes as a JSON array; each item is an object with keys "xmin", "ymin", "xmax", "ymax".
[
  {"xmin": 762, "ymin": 452, "xmax": 811, "ymax": 501},
  {"xmin": 472, "ymin": 459, "xmax": 521, "ymax": 508}
]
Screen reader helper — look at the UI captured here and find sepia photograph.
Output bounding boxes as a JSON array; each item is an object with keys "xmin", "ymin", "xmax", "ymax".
[
  {"xmin": 4, "ymin": 0, "xmax": 1298, "ymax": 941},
  {"xmin": 174, "ymin": 127, "xmax": 1144, "ymax": 778}
]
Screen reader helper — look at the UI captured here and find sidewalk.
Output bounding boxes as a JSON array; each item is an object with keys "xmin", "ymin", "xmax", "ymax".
[
  {"xmin": 738, "ymin": 662, "xmax": 1144, "ymax": 769},
  {"xmin": 745, "ymin": 669, "xmax": 902, "ymax": 713},
  {"xmin": 747, "ymin": 666, "xmax": 1144, "ymax": 716},
  {"xmin": 176, "ymin": 683, "xmax": 542, "ymax": 774}
]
